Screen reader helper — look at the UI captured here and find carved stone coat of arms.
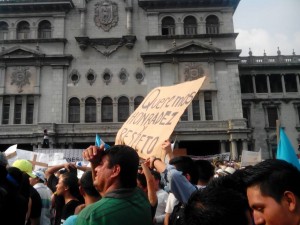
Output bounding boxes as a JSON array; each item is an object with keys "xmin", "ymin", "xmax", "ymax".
[{"xmin": 94, "ymin": 0, "xmax": 118, "ymax": 32}]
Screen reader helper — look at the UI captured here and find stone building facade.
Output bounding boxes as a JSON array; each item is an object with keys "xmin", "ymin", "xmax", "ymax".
[{"xmin": 0, "ymin": 0, "xmax": 299, "ymax": 160}]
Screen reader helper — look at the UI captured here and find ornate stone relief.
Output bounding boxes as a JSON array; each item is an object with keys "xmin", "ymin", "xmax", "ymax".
[
  {"xmin": 184, "ymin": 63, "xmax": 204, "ymax": 81},
  {"xmin": 86, "ymin": 69, "xmax": 97, "ymax": 86},
  {"xmin": 102, "ymin": 68, "xmax": 113, "ymax": 85},
  {"xmin": 94, "ymin": 0, "xmax": 118, "ymax": 32},
  {"xmin": 135, "ymin": 68, "xmax": 145, "ymax": 84},
  {"xmin": 118, "ymin": 68, "xmax": 128, "ymax": 85},
  {"xmin": 11, "ymin": 66, "xmax": 31, "ymax": 93},
  {"xmin": 69, "ymin": 69, "xmax": 81, "ymax": 85}
]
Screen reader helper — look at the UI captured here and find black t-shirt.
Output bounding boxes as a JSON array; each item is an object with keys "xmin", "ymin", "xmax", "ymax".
[
  {"xmin": 60, "ymin": 199, "xmax": 81, "ymax": 224},
  {"xmin": 26, "ymin": 186, "xmax": 42, "ymax": 225}
]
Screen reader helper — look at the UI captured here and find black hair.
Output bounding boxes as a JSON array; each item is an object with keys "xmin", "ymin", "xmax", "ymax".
[
  {"xmin": 104, "ymin": 145, "xmax": 139, "ymax": 188},
  {"xmin": 61, "ymin": 172, "xmax": 83, "ymax": 203},
  {"xmin": 243, "ymin": 159, "xmax": 300, "ymax": 202},
  {"xmin": 194, "ymin": 160, "xmax": 215, "ymax": 183},
  {"xmin": 137, "ymin": 173, "xmax": 147, "ymax": 189},
  {"xmin": 185, "ymin": 176, "xmax": 250, "ymax": 225},
  {"xmin": 169, "ymin": 156, "xmax": 199, "ymax": 185},
  {"xmin": 80, "ymin": 171, "xmax": 100, "ymax": 198}
]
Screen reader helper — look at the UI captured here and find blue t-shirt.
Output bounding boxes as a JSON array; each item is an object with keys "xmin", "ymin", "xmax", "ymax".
[{"xmin": 63, "ymin": 215, "xmax": 77, "ymax": 225}]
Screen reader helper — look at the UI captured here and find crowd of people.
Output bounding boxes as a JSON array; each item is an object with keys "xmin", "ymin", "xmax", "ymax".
[{"xmin": 1, "ymin": 139, "xmax": 300, "ymax": 225}]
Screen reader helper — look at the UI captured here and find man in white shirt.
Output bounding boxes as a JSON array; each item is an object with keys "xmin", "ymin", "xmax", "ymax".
[{"xmin": 30, "ymin": 170, "xmax": 53, "ymax": 225}]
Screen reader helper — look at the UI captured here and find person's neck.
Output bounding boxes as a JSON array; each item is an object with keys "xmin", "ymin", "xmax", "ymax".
[
  {"xmin": 64, "ymin": 193, "xmax": 78, "ymax": 204},
  {"xmin": 85, "ymin": 196, "xmax": 101, "ymax": 205}
]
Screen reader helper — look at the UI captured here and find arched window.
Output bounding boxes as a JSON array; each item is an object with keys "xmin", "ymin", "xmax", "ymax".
[
  {"xmin": 85, "ymin": 97, "xmax": 96, "ymax": 123},
  {"xmin": 68, "ymin": 97, "xmax": 80, "ymax": 123},
  {"xmin": 118, "ymin": 96, "xmax": 129, "ymax": 122},
  {"xmin": 38, "ymin": 20, "xmax": 51, "ymax": 39},
  {"xmin": 206, "ymin": 15, "xmax": 219, "ymax": 34},
  {"xmin": 0, "ymin": 21, "xmax": 8, "ymax": 40},
  {"xmin": 14, "ymin": 96, "xmax": 22, "ymax": 124},
  {"xmin": 17, "ymin": 21, "xmax": 30, "ymax": 39},
  {"xmin": 184, "ymin": 16, "xmax": 197, "ymax": 35},
  {"xmin": 134, "ymin": 96, "xmax": 144, "ymax": 110},
  {"xmin": 161, "ymin": 17, "xmax": 175, "ymax": 36},
  {"xmin": 101, "ymin": 97, "xmax": 113, "ymax": 122}
]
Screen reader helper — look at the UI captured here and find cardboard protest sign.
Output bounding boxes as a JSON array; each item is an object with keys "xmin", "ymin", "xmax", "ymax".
[
  {"xmin": 115, "ymin": 77, "xmax": 206, "ymax": 159},
  {"xmin": 241, "ymin": 150, "xmax": 262, "ymax": 167}
]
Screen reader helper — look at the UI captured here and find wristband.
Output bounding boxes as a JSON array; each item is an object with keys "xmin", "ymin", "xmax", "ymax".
[{"xmin": 151, "ymin": 157, "xmax": 161, "ymax": 169}]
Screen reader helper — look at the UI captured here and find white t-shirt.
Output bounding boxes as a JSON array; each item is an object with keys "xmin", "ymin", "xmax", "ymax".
[{"xmin": 165, "ymin": 192, "xmax": 179, "ymax": 214}]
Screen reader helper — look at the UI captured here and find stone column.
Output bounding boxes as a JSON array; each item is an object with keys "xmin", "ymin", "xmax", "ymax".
[
  {"xmin": 220, "ymin": 141, "xmax": 226, "ymax": 153},
  {"xmin": 177, "ymin": 21, "xmax": 184, "ymax": 35},
  {"xmin": 33, "ymin": 95, "xmax": 39, "ymax": 124},
  {"xmin": 281, "ymin": 73, "xmax": 286, "ymax": 95},
  {"xmin": 0, "ymin": 65, "xmax": 6, "ymax": 94},
  {"xmin": 242, "ymin": 139, "xmax": 248, "ymax": 151},
  {"xmin": 80, "ymin": 98, "xmax": 85, "ymax": 123},
  {"xmin": 21, "ymin": 95, "xmax": 26, "ymax": 124},
  {"xmin": 252, "ymin": 74, "xmax": 257, "ymax": 95},
  {"xmin": 296, "ymin": 73, "xmax": 300, "ymax": 94},
  {"xmin": 230, "ymin": 140, "xmax": 238, "ymax": 161},
  {"xmin": 113, "ymin": 100, "xmax": 118, "ymax": 122},
  {"xmin": 125, "ymin": 5, "xmax": 133, "ymax": 35},
  {"xmin": 97, "ymin": 98, "xmax": 101, "ymax": 123},
  {"xmin": 266, "ymin": 74, "xmax": 271, "ymax": 94},
  {"xmin": 0, "ymin": 97, "xmax": 3, "ymax": 124},
  {"xmin": 79, "ymin": 9, "xmax": 86, "ymax": 36}
]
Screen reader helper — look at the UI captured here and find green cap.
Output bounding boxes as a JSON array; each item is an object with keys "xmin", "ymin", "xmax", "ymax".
[{"xmin": 12, "ymin": 159, "xmax": 35, "ymax": 178}]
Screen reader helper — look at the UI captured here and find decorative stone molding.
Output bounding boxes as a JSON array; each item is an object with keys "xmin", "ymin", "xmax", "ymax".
[
  {"xmin": 94, "ymin": 0, "xmax": 118, "ymax": 32},
  {"xmin": 75, "ymin": 35, "xmax": 137, "ymax": 57},
  {"xmin": 11, "ymin": 66, "xmax": 31, "ymax": 93},
  {"xmin": 135, "ymin": 68, "xmax": 145, "ymax": 84},
  {"xmin": 85, "ymin": 68, "xmax": 97, "ymax": 86},
  {"xmin": 118, "ymin": 68, "xmax": 128, "ymax": 84},
  {"xmin": 69, "ymin": 69, "xmax": 81, "ymax": 85},
  {"xmin": 102, "ymin": 68, "xmax": 112, "ymax": 85},
  {"xmin": 184, "ymin": 63, "xmax": 204, "ymax": 81}
]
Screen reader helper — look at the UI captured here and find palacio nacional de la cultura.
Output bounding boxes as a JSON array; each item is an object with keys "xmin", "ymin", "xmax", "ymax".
[{"xmin": 0, "ymin": 0, "xmax": 300, "ymax": 160}]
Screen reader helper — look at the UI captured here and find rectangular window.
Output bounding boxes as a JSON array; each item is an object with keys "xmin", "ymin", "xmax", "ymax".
[
  {"xmin": 204, "ymin": 92, "xmax": 213, "ymax": 120},
  {"xmin": 269, "ymin": 74, "xmax": 283, "ymax": 93},
  {"xmin": 285, "ymin": 74, "xmax": 298, "ymax": 92},
  {"xmin": 267, "ymin": 107, "xmax": 278, "ymax": 128},
  {"xmin": 242, "ymin": 107, "xmax": 251, "ymax": 128},
  {"xmin": 0, "ymin": 31, "xmax": 8, "ymax": 40},
  {"xmin": 26, "ymin": 95, "xmax": 34, "ymax": 124},
  {"xmin": 181, "ymin": 109, "xmax": 188, "ymax": 121},
  {"xmin": 2, "ymin": 96, "xmax": 10, "ymax": 124},
  {"xmin": 255, "ymin": 75, "xmax": 268, "ymax": 93},
  {"xmin": 297, "ymin": 106, "xmax": 300, "ymax": 125},
  {"xmin": 240, "ymin": 75, "xmax": 254, "ymax": 93},
  {"xmin": 14, "ymin": 96, "xmax": 22, "ymax": 124},
  {"xmin": 192, "ymin": 100, "xmax": 200, "ymax": 121}
]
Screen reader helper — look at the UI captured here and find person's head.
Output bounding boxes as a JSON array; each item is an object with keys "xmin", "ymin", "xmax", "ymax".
[
  {"xmin": 6, "ymin": 167, "xmax": 23, "ymax": 191},
  {"xmin": 185, "ymin": 175, "xmax": 252, "ymax": 225},
  {"xmin": 56, "ymin": 172, "xmax": 81, "ymax": 200},
  {"xmin": 169, "ymin": 156, "xmax": 199, "ymax": 185},
  {"xmin": 12, "ymin": 159, "xmax": 35, "ymax": 178},
  {"xmin": 93, "ymin": 145, "xmax": 139, "ymax": 195},
  {"xmin": 194, "ymin": 160, "xmax": 215, "ymax": 185},
  {"xmin": 79, "ymin": 170, "xmax": 100, "ymax": 199},
  {"xmin": 243, "ymin": 159, "xmax": 300, "ymax": 225},
  {"xmin": 30, "ymin": 170, "xmax": 46, "ymax": 186}
]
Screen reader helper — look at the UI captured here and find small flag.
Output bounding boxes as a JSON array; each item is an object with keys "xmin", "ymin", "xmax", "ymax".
[
  {"xmin": 95, "ymin": 134, "xmax": 110, "ymax": 150},
  {"xmin": 277, "ymin": 128, "xmax": 300, "ymax": 171}
]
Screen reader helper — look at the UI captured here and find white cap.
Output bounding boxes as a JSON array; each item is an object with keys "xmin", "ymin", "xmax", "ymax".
[{"xmin": 32, "ymin": 170, "xmax": 46, "ymax": 182}]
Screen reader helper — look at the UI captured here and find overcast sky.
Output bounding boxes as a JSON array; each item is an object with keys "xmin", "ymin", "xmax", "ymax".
[{"xmin": 233, "ymin": 0, "xmax": 300, "ymax": 56}]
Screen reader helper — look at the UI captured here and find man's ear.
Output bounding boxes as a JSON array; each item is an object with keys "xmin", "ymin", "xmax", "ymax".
[
  {"xmin": 283, "ymin": 191, "xmax": 297, "ymax": 211},
  {"xmin": 185, "ymin": 173, "xmax": 191, "ymax": 182},
  {"xmin": 111, "ymin": 164, "xmax": 121, "ymax": 178}
]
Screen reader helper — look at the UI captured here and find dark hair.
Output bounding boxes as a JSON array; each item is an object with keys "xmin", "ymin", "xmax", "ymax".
[
  {"xmin": 185, "ymin": 177, "xmax": 250, "ymax": 225},
  {"xmin": 61, "ymin": 172, "xmax": 83, "ymax": 203},
  {"xmin": 243, "ymin": 159, "xmax": 300, "ymax": 202},
  {"xmin": 104, "ymin": 145, "xmax": 139, "ymax": 188},
  {"xmin": 137, "ymin": 173, "xmax": 147, "ymax": 189},
  {"xmin": 194, "ymin": 160, "xmax": 215, "ymax": 183},
  {"xmin": 169, "ymin": 156, "xmax": 199, "ymax": 185},
  {"xmin": 80, "ymin": 171, "xmax": 100, "ymax": 198}
]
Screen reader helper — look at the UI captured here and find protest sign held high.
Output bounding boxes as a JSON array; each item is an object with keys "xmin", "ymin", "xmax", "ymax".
[{"xmin": 115, "ymin": 77, "xmax": 206, "ymax": 159}]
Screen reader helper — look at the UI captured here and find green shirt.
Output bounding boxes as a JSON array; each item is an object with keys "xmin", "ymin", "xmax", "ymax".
[{"xmin": 76, "ymin": 187, "xmax": 152, "ymax": 225}]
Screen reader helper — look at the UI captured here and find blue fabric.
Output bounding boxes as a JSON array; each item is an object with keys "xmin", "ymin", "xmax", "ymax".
[
  {"xmin": 63, "ymin": 215, "xmax": 77, "ymax": 225},
  {"xmin": 162, "ymin": 165, "xmax": 197, "ymax": 204},
  {"xmin": 95, "ymin": 134, "xmax": 110, "ymax": 150},
  {"xmin": 277, "ymin": 128, "xmax": 300, "ymax": 171}
]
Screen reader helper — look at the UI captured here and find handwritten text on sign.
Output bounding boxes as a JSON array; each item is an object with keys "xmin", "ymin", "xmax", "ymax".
[{"xmin": 115, "ymin": 77, "xmax": 206, "ymax": 159}]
